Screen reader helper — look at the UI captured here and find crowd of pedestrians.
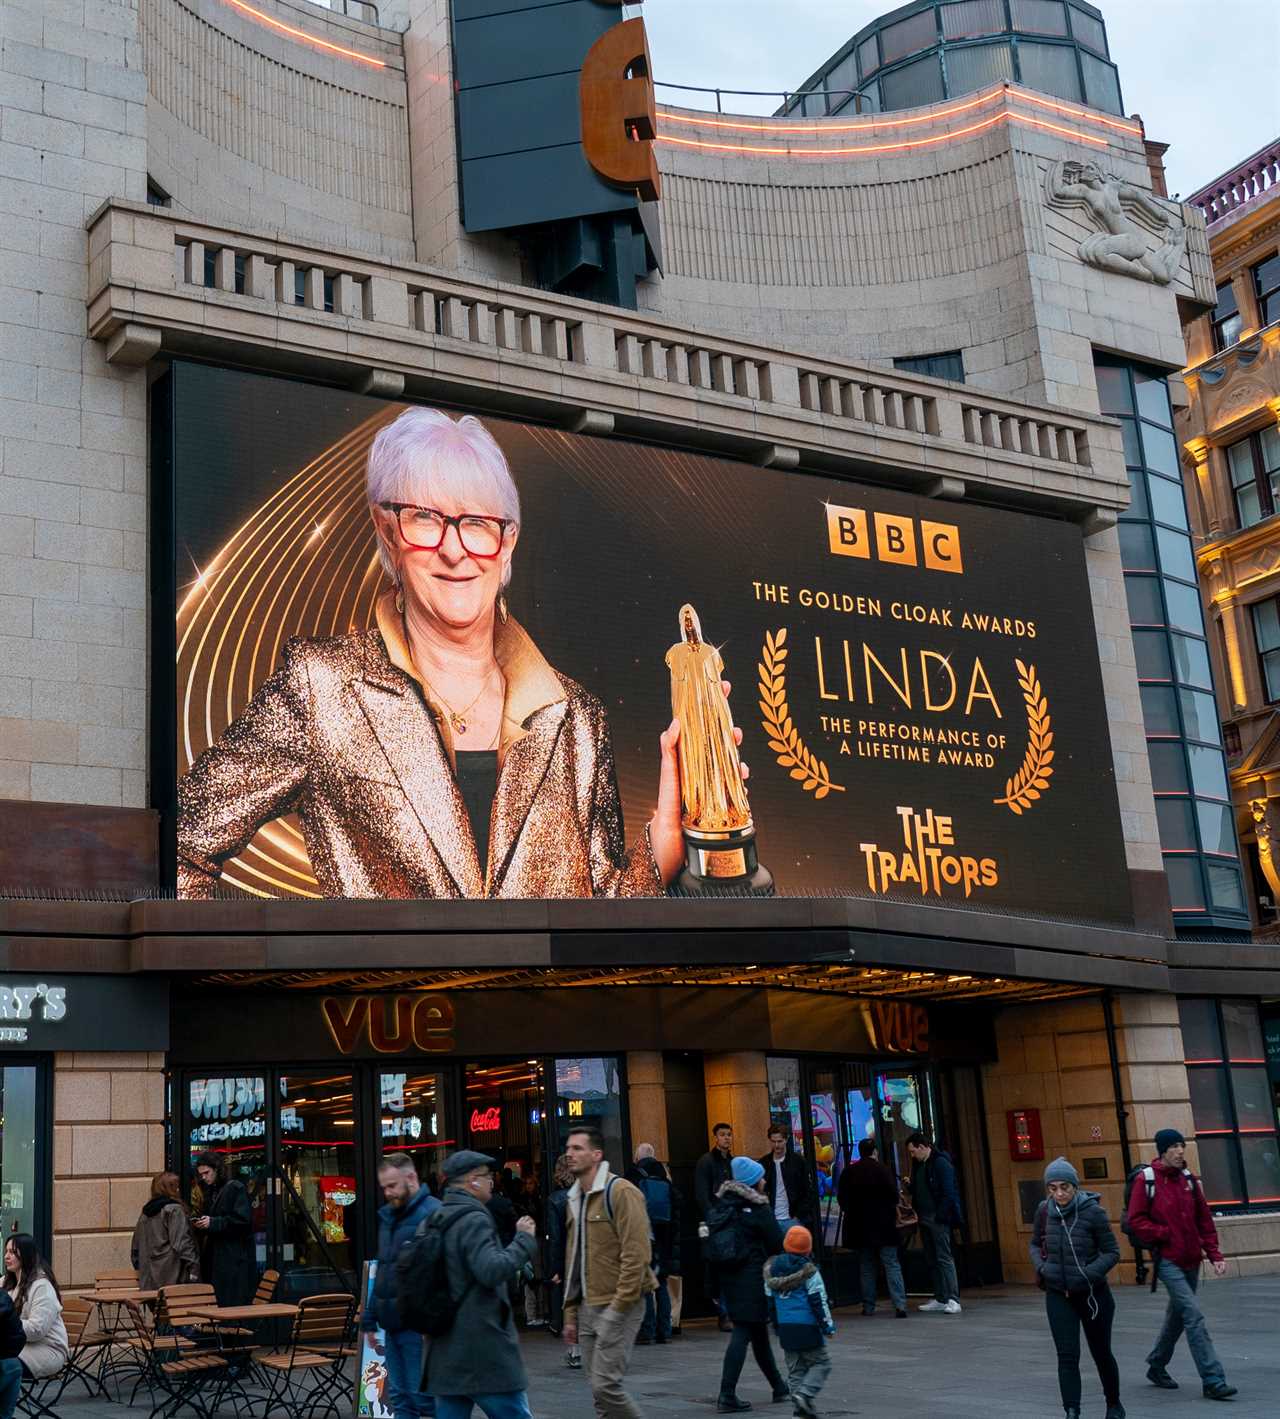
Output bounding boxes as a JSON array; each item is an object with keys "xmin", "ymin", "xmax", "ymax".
[{"xmin": 0, "ymin": 1115, "xmax": 1244, "ymax": 1419}]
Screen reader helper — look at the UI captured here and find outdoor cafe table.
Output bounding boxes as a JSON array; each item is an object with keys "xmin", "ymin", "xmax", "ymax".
[
  {"xmin": 187, "ymin": 1304, "xmax": 298, "ymax": 1323},
  {"xmin": 84, "ymin": 1289, "xmax": 159, "ymax": 1305}
]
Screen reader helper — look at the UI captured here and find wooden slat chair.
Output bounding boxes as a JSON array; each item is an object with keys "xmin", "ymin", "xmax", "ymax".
[
  {"xmin": 255, "ymin": 1293, "xmax": 356, "ymax": 1419},
  {"xmin": 16, "ymin": 1370, "xmax": 61, "ymax": 1419},
  {"xmin": 144, "ymin": 1290, "xmax": 233, "ymax": 1419},
  {"xmin": 98, "ymin": 1295, "xmax": 171, "ymax": 1404},
  {"xmin": 47, "ymin": 1294, "xmax": 112, "ymax": 1402},
  {"xmin": 159, "ymin": 1281, "xmax": 254, "ymax": 1347},
  {"xmin": 252, "ymin": 1270, "xmax": 281, "ymax": 1306},
  {"xmin": 94, "ymin": 1268, "xmax": 140, "ymax": 1290}
]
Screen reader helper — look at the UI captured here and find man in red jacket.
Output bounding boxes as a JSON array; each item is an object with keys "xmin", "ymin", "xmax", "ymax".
[{"xmin": 1126, "ymin": 1128, "xmax": 1237, "ymax": 1402}]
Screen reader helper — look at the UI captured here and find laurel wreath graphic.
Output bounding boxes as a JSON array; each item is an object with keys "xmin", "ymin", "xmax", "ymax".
[
  {"xmin": 758, "ymin": 628, "xmax": 845, "ymax": 800},
  {"xmin": 994, "ymin": 659, "xmax": 1054, "ymax": 815}
]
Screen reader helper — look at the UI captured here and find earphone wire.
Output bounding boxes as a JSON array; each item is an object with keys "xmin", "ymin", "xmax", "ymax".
[{"xmin": 1055, "ymin": 1197, "xmax": 1099, "ymax": 1320}]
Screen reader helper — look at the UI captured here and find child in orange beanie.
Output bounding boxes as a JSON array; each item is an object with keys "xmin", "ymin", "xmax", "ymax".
[{"xmin": 763, "ymin": 1225, "xmax": 835, "ymax": 1419}]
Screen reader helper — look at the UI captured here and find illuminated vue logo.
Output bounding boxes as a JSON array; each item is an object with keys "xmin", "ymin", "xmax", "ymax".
[
  {"xmin": 0, "ymin": 983, "xmax": 67, "ymax": 1043},
  {"xmin": 323, "ymin": 996, "xmax": 456, "ymax": 1055}
]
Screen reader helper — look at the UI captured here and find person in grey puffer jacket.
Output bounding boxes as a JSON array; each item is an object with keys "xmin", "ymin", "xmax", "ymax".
[{"xmin": 1031, "ymin": 1157, "xmax": 1123, "ymax": 1419}]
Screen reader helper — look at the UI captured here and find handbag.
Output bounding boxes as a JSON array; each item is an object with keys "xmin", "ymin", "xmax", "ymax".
[{"xmin": 895, "ymin": 1184, "xmax": 918, "ymax": 1235}]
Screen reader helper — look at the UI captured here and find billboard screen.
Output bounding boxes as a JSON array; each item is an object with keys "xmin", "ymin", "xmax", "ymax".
[{"xmin": 169, "ymin": 363, "xmax": 1131, "ymax": 921}]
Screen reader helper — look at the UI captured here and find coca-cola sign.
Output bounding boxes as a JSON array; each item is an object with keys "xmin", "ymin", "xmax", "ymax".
[{"xmin": 470, "ymin": 1105, "xmax": 502, "ymax": 1134}]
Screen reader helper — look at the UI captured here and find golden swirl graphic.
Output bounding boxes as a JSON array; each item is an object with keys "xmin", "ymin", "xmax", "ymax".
[{"xmin": 177, "ymin": 408, "xmax": 402, "ymax": 897}]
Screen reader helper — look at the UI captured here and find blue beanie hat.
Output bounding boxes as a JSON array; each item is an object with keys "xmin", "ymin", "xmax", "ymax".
[{"xmin": 731, "ymin": 1155, "xmax": 765, "ymax": 1187}]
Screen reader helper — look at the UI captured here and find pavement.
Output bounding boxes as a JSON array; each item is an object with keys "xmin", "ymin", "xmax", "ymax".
[{"xmin": 49, "ymin": 1274, "xmax": 1280, "ymax": 1417}]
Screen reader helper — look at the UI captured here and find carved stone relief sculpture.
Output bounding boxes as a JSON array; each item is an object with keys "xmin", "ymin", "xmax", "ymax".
[{"xmin": 1045, "ymin": 159, "xmax": 1186, "ymax": 285}]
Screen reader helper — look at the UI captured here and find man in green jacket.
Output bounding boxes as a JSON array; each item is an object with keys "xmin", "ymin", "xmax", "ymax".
[{"xmin": 562, "ymin": 1126, "xmax": 657, "ymax": 1419}]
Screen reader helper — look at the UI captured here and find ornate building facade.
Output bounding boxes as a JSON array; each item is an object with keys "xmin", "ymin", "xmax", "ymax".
[{"xmin": 1181, "ymin": 141, "xmax": 1280, "ymax": 932}]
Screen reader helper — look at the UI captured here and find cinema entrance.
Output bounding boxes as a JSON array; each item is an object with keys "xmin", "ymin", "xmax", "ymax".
[{"xmin": 176, "ymin": 1053, "xmax": 628, "ymax": 1299}]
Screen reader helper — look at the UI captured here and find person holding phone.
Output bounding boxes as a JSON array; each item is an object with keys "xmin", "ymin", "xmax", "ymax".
[{"xmin": 1031, "ymin": 1157, "xmax": 1123, "ymax": 1419}]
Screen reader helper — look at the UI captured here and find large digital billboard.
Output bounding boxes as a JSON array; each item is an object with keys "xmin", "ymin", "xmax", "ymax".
[{"xmin": 168, "ymin": 362, "xmax": 1132, "ymax": 922}]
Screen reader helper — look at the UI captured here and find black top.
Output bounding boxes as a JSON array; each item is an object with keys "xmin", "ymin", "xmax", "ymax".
[{"xmin": 456, "ymin": 750, "xmax": 498, "ymax": 878}]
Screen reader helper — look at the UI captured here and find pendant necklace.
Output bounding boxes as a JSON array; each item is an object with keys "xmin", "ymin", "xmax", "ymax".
[{"xmin": 429, "ymin": 673, "xmax": 494, "ymax": 736}]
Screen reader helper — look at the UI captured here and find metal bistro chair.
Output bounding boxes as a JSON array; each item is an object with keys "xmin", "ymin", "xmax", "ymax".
[
  {"xmin": 252, "ymin": 1271, "xmax": 282, "ymax": 1307},
  {"xmin": 255, "ymin": 1293, "xmax": 356, "ymax": 1419},
  {"xmin": 16, "ymin": 1373, "xmax": 60, "ymax": 1419}
]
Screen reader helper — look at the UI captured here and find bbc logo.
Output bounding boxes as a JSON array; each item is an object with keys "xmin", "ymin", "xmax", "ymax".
[{"xmin": 825, "ymin": 504, "xmax": 963, "ymax": 574}]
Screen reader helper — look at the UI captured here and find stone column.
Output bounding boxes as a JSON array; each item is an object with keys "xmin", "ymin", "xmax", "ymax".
[
  {"xmin": 53, "ymin": 1051, "xmax": 166, "ymax": 1289},
  {"xmin": 626, "ymin": 1051, "xmax": 669, "ymax": 1162},
  {"xmin": 704, "ymin": 1052, "xmax": 771, "ymax": 1158}
]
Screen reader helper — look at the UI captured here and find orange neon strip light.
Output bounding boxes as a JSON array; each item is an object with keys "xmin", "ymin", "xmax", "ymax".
[
  {"xmin": 222, "ymin": 0, "xmax": 386, "ymax": 67},
  {"xmin": 659, "ymin": 84, "xmax": 1141, "ymax": 138},
  {"xmin": 656, "ymin": 108, "xmax": 1108, "ymax": 158}
]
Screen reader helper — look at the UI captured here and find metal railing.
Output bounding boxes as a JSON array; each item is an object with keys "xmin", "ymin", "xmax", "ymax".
[
  {"xmin": 654, "ymin": 80, "xmax": 865, "ymax": 117},
  {"xmin": 304, "ymin": 0, "xmax": 381, "ymax": 26},
  {"xmin": 1186, "ymin": 137, "xmax": 1280, "ymax": 229}
]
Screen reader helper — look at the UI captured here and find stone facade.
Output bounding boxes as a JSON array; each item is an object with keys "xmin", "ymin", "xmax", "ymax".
[
  {"xmin": 52, "ymin": 1048, "xmax": 166, "ymax": 1288},
  {"xmin": 1179, "ymin": 142, "xmax": 1280, "ymax": 929}
]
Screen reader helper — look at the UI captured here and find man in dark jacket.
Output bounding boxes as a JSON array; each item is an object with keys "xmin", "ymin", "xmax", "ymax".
[
  {"xmin": 364, "ymin": 1153, "xmax": 441, "ymax": 1419},
  {"xmin": 191, "ymin": 1151, "xmax": 256, "ymax": 1308},
  {"xmin": 838, "ymin": 1138, "xmax": 907, "ymax": 1317},
  {"xmin": 1127, "ymin": 1128, "xmax": 1237, "ymax": 1401},
  {"xmin": 422, "ymin": 1150, "xmax": 538, "ymax": 1419},
  {"xmin": 628, "ymin": 1149, "xmax": 680, "ymax": 1345},
  {"xmin": 0, "ymin": 1289, "xmax": 24, "ymax": 1419},
  {"xmin": 758, "ymin": 1124, "xmax": 811, "ymax": 1232},
  {"xmin": 696, "ymin": 1123, "xmax": 736, "ymax": 1332},
  {"xmin": 906, "ymin": 1132, "xmax": 963, "ymax": 1314}
]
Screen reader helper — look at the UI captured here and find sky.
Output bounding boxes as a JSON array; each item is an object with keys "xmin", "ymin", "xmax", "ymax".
[{"xmin": 638, "ymin": 0, "xmax": 1280, "ymax": 198}]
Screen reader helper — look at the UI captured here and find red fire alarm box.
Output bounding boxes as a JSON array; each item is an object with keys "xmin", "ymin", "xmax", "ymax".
[{"xmin": 1007, "ymin": 1108, "xmax": 1044, "ymax": 1161}]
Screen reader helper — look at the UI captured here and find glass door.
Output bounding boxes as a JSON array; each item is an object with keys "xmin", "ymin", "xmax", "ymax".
[
  {"xmin": 464, "ymin": 1059, "xmax": 549, "ymax": 1208},
  {"xmin": 278, "ymin": 1071, "xmax": 360, "ymax": 1297},
  {"xmin": 378, "ymin": 1069, "xmax": 450, "ymax": 1194},
  {"xmin": 186, "ymin": 1075, "xmax": 270, "ymax": 1274},
  {"xmin": 806, "ymin": 1064, "xmax": 845, "ymax": 1250}
]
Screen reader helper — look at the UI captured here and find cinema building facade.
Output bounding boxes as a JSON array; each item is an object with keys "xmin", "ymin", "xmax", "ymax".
[{"xmin": 1, "ymin": 0, "xmax": 1279, "ymax": 1301}]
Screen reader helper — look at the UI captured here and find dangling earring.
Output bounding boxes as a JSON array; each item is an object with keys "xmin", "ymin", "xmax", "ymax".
[
  {"xmin": 497, "ymin": 593, "xmax": 508, "ymax": 625},
  {"xmin": 395, "ymin": 574, "xmax": 405, "ymax": 615}
]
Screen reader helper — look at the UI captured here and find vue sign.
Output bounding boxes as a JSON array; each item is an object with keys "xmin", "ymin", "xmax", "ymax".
[{"xmin": 322, "ymin": 995, "xmax": 455, "ymax": 1055}]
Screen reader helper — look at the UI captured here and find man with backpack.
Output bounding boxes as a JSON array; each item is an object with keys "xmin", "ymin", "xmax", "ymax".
[
  {"xmin": 408, "ymin": 1150, "xmax": 538, "ymax": 1419},
  {"xmin": 1125, "ymin": 1128, "xmax": 1238, "ymax": 1402},
  {"xmin": 563, "ymin": 1126, "xmax": 656, "ymax": 1419},
  {"xmin": 365, "ymin": 1153, "xmax": 441, "ymax": 1419},
  {"xmin": 627, "ymin": 1145, "xmax": 680, "ymax": 1346},
  {"xmin": 695, "ymin": 1123, "xmax": 737, "ymax": 1332}
]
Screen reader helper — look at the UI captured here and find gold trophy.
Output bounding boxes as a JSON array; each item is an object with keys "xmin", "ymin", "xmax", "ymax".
[{"xmin": 666, "ymin": 604, "xmax": 774, "ymax": 895}]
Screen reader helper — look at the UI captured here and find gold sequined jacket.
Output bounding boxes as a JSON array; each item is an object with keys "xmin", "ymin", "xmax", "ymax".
[{"xmin": 177, "ymin": 593, "xmax": 663, "ymax": 899}]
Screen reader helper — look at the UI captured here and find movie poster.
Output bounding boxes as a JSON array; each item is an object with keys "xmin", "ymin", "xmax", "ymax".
[{"xmin": 168, "ymin": 362, "xmax": 1132, "ymax": 922}]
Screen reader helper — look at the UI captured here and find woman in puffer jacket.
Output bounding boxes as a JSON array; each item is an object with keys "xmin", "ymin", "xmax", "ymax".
[
  {"xmin": 1, "ymin": 1235, "xmax": 67, "ymax": 1382},
  {"xmin": 1031, "ymin": 1157, "xmax": 1123, "ymax": 1419}
]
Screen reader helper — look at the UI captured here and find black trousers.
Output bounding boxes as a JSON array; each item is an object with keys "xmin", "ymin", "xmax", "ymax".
[
  {"xmin": 720, "ymin": 1321, "xmax": 784, "ymax": 1398},
  {"xmin": 1045, "ymin": 1285, "xmax": 1120, "ymax": 1409}
]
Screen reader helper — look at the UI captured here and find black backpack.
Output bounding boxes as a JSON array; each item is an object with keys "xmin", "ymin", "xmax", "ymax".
[
  {"xmin": 395, "ymin": 1206, "xmax": 471, "ymax": 1337},
  {"xmin": 704, "ymin": 1199, "xmax": 751, "ymax": 1267}
]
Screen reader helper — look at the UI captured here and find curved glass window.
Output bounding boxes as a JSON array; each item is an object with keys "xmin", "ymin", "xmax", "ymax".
[
  {"xmin": 1016, "ymin": 41, "xmax": 1081, "ymax": 101},
  {"xmin": 1068, "ymin": 5, "xmax": 1107, "ymax": 54},
  {"xmin": 1011, "ymin": 0, "xmax": 1068, "ymax": 36},
  {"xmin": 881, "ymin": 52, "xmax": 946, "ymax": 107},
  {"xmin": 881, "ymin": 10, "xmax": 938, "ymax": 64},
  {"xmin": 941, "ymin": 0, "xmax": 1004, "ymax": 39},
  {"xmin": 945, "ymin": 41, "xmax": 1013, "ymax": 94},
  {"xmin": 1080, "ymin": 51, "xmax": 1121, "ymax": 113}
]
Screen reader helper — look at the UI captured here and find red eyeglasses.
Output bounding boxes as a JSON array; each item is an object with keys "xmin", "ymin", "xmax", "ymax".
[{"xmin": 382, "ymin": 503, "xmax": 511, "ymax": 558}]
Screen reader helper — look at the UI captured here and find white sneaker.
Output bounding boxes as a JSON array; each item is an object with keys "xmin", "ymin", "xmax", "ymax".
[
  {"xmin": 943, "ymin": 1299, "xmax": 963, "ymax": 1314},
  {"xmin": 917, "ymin": 1300, "xmax": 946, "ymax": 1312}
]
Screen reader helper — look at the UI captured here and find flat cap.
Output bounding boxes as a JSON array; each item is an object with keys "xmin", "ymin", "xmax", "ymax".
[{"xmin": 442, "ymin": 1149, "xmax": 496, "ymax": 1182}]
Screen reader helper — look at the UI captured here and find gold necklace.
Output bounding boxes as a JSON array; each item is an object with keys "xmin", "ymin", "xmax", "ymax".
[{"xmin": 428, "ymin": 673, "xmax": 495, "ymax": 736}]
